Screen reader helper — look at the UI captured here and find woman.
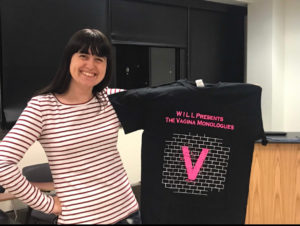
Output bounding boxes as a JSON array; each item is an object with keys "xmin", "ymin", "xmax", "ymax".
[{"xmin": 0, "ymin": 29, "xmax": 140, "ymax": 224}]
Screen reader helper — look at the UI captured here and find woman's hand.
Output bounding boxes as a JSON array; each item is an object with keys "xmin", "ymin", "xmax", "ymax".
[{"xmin": 51, "ymin": 196, "xmax": 62, "ymax": 215}]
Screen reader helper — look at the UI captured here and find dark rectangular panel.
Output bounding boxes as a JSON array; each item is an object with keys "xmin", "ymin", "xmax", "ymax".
[
  {"xmin": 150, "ymin": 47, "xmax": 175, "ymax": 86},
  {"xmin": 111, "ymin": 0, "xmax": 187, "ymax": 47},
  {"xmin": 115, "ymin": 45, "xmax": 149, "ymax": 89},
  {"xmin": 189, "ymin": 8, "xmax": 245, "ymax": 83}
]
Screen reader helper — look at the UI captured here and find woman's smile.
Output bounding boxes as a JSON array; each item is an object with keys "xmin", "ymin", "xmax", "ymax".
[{"xmin": 80, "ymin": 70, "xmax": 97, "ymax": 78}]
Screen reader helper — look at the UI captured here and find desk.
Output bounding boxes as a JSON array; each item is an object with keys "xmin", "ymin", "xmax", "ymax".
[{"xmin": 245, "ymin": 133, "xmax": 300, "ymax": 224}]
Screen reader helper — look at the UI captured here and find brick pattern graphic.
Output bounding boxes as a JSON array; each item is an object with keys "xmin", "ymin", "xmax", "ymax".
[{"xmin": 162, "ymin": 133, "xmax": 230, "ymax": 196}]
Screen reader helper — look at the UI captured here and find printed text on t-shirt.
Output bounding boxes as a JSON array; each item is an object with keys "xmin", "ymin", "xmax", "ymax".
[{"xmin": 165, "ymin": 111, "xmax": 235, "ymax": 130}]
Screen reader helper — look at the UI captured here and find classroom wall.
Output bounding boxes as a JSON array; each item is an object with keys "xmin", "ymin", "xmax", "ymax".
[
  {"xmin": 284, "ymin": 0, "xmax": 300, "ymax": 131},
  {"xmin": 2, "ymin": 0, "xmax": 300, "ymax": 213},
  {"xmin": 247, "ymin": 0, "xmax": 300, "ymax": 132}
]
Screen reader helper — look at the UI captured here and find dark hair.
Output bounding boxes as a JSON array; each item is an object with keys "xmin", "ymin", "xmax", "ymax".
[{"xmin": 36, "ymin": 28, "xmax": 112, "ymax": 96}]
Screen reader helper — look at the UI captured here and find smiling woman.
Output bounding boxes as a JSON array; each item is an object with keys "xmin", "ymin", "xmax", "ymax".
[
  {"xmin": 57, "ymin": 50, "xmax": 108, "ymax": 105},
  {"xmin": 70, "ymin": 51, "xmax": 107, "ymax": 87},
  {"xmin": 0, "ymin": 29, "xmax": 140, "ymax": 224},
  {"xmin": 36, "ymin": 29, "xmax": 112, "ymax": 104}
]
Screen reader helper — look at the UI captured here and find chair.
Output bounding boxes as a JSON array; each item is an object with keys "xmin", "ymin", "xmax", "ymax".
[
  {"xmin": 22, "ymin": 163, "xmax": 56, "ymax": 224},
  {"xmin": 131, "ymin": 181, "xmax": 141, "ymax": 206},
  {"xmin": 0, "ymin": 186, "xmax": 10, "ymax": 224}
]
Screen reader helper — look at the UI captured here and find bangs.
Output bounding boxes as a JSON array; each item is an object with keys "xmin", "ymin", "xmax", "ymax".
[{"xmin": 76, "ymin": 37, "xmax": 111, "ymax": 57}]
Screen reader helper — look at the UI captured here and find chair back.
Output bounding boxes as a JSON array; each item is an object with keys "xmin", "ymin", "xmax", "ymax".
[{"xmin": 22, "ymin": 163, "xmax": 53, "ymax": 182}]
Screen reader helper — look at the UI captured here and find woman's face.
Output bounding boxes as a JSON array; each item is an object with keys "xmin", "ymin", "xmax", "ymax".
[{"xmin": 69, "ymin": 49, "xmax": 107, "ymax": 91}]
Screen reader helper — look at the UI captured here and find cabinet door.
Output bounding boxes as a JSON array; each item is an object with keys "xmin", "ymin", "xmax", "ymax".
[
  {"xmin": 149, "ymin": 47, "xmax": 176, "ymax": 86},
  {"xmin": 246, "ymin": 143, "xmax": 300, "ymax": 224},
  {"xmin": 189, "ymin": 8, "xmax": 245, "ymax": 83},
  {"xmin": 111, "ymin": 0, "xmax": 187, "ymax": 47},
  {"xmin": 116, "ymin": 45, "xmax": 149, "ymax": 89}
]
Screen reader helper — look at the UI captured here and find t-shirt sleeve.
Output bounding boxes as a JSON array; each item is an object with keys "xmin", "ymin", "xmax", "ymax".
[
  {"xmin": 108, "ymin": 89, "xmax": 145, "ymax": 134},
  {"xmin": 0, "ymin": 97, "xmax": 54, "ymax": 214},
  {"xmin": 243, "ymin": 85, "xmax": 267, "ymax": 145}
]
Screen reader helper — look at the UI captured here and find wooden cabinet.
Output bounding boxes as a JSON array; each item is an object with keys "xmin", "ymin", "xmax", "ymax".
[{"xmin": 246, "ymin": 143, "xmax": 300, "ymax": 224}]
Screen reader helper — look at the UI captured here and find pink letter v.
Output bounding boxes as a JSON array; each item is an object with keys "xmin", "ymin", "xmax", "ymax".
[{"xmin": 182, "ymin": 146, "xmax": 209, "ymax": 181}]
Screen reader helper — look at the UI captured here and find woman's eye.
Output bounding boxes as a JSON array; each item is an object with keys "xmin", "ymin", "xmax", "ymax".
[
  {"xmin": 96, "ymin": 57, "xmax": 104, "ymax": 62},
  {"xmin": 79, "ymin": 54, "xmax": 87, "ymax": 59}
]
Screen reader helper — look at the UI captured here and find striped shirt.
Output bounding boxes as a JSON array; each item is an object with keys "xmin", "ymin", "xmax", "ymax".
[{"xmin": 0, "ymin": 87, "xmax": 139, "ymax": 224}]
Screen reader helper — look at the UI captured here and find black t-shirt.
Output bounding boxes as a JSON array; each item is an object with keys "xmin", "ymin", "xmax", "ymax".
[{"xmin": 109, "ymin": 79, "xmax": 267, "ymax": 224}]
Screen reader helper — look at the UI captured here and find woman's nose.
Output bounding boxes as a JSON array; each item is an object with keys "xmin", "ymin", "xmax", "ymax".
[{"xmin": 84, "ymin": 57, "xmax": 96, "ymax": 69}]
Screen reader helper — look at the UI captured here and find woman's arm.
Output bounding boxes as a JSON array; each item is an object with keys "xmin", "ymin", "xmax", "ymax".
[
  {"xmin": 0, "ymin": 97, "xmax": 54, "ymax": 214},
  {"xmin": 0, "ymin": 182, "xmax": 55, "ymax": 201},
  {"xmin": 31, "ymin": 182, "xmax": 55, "ymax": 191}
]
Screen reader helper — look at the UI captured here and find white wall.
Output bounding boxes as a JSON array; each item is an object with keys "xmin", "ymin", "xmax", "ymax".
[
  {"xmin": 247, "ymin": 0, "xmax": 281, "ymax": 131},
  {"xmin": 247, "ymin": 0, "xmax": 300, "ymax": 132},
  {"xmin": 271, "ymin": 0, "xmax": 284, "ymax": 131},
  {"xmin": 284, "ymin": 0, "xmax": 300, "ymax": 131},
  {"xmin": 116, "ymin": 129, "xmax": 142, "ymax": 185}
]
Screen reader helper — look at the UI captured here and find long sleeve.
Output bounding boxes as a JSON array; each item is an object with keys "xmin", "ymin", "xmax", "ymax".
[
  {"xmin": 106, "ymin": 87, "xmax": 126, "ymax": 95},
  {"xmin": 0, "ymin": 97, "xmax": 54, "ymax": 213}
]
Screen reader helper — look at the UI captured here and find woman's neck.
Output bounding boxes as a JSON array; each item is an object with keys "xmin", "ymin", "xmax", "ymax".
[{"xmin": 55, "ymin": 86, "xmax": 94, "ymax": 105}]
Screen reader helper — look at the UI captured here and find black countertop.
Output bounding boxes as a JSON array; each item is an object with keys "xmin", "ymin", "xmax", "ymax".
[{"xmin": 258, "ymin": 132, "xmax": 300, "ymax": 144}]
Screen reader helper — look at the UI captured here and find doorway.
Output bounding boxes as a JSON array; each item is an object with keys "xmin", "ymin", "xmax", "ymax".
[{"xmin": 115, "ymin": 44, "xmax": 183, "ymax": 89}]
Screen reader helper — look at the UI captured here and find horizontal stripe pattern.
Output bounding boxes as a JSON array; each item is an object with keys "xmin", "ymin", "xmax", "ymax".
[{"xmin": 0, "ymin": 88, "xmax": 138, "ymax": 224}]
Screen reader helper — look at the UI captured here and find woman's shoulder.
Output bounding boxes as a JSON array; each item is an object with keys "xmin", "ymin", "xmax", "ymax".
[{"xmin": 29, "ymin": 93, "xmax": 56, "ymax": 105}]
